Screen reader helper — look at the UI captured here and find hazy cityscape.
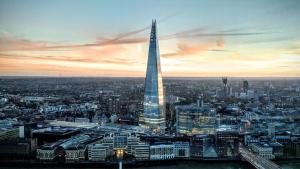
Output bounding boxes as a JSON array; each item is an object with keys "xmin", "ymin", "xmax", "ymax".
[
  {"xmin": 0, "ymin": 76, "xmax": 299, "ymax": 169},
  {"xmin": 1, "ymin": 0, "xmax": 300, "ymax": 169}
]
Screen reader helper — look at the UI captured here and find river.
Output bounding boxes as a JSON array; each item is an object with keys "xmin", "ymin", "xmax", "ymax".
[{"xmin": 0, "ymin": 161, "xmax": 299, "ymax": 169}]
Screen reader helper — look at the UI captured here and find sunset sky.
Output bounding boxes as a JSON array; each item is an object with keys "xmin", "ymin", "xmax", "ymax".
[{"xmin": 0, "ymin": 0, "xmax": 300, "ymax": 77}]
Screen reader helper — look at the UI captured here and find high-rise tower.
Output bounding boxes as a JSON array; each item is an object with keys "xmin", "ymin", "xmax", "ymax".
[
  {"xmin": 222, "ymin": 77, "xmax": 228, "ymax": 97},
  {"xmin": 243, "ymin": 80, "xmax": 249, "ymax": 93},
  {"xmin": 140, "ymin": 20, "xmax": 165, "ymax": 132}
]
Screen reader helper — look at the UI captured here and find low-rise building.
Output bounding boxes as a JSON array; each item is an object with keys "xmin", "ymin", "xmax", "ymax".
[
  {"xmin": 132, "ymin": 142, "xmax": 149, "ymax": 160},
  {"xmin": 270, "ymin": 142, "xmax": 283, "ymax": 159},
  {"xmin": 60, "ymin": 135, "xmax": 91, "ymax": 162},
  {"xmin": 36, "ymin": 140, "xmax": 64, "ymax": 161},
  {"xmin": 22, "ymin": 96, "xmax": 45, "ymax": 103},
  {"xmin": 215, "ymin": 127, "xmax": 239, "ymax": 159},
  {"xmin": 88, "ymin": 143, "xmax": 111, "ymax": 161},
  {"xmin": 251, "ymin": 143, "xmax": 275, "ymax": 159},
  {"xmin": 99, "ymin": 132, "xmax": 139, "ymax": 155},
  {"xmin": 174, "ymin": 142, "xmax": 190, "ymax": 158},
  {"xmin": 150, "ymin": 144, "xmax": 175, "ymax": 160},
  {"xmin": 37, "ymin": 134, "xmax": 92, "ymax": 161},
  {"xmin": 190, "ymin": 135, "xmax": 207, "ymax": 158},
  {"xmin": 65, "ymin": 144, "xmax": 86, "ymax": 161}
]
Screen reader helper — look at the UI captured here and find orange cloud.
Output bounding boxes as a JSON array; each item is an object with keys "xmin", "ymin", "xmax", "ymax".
[
  {"xmin": 1, "ymin": 25, "xmax": 297, "ymax": 77},
  {"xmin": 0, "ymin": 26, "xmax": 149, "ymax": 52},
  {"xmin": 0, "ymin": 46, "xmax": 137, "ymax": 65},
  {"xmin": 0, "ymin": 32, "xmax": 50, "ymax": 51},
  {"xmin": 162, "ymin": 37, "xmax": 225, "ymax": 58},
  {"xmin": 0, "ymin": 53, "xmax": 87, "ymax": 62},
  {"xmin": 0, "ymin": 57, "xmax": 145, "ymax": 77}
]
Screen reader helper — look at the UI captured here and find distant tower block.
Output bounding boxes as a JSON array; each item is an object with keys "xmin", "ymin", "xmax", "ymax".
[
  {"xmin": 243, "ymin": 80, "xmax": 249, "ymax": 93},
  {"xmin": 140, "ymin": 20, "xmax": 165, "ymax": 133},
  {"xmin": 222, "ymin": 77, "xmax": 228, "ymax": 97},
  {"xmin": 222, "ymin": 77, "xmax": 228, "ymax": 86},
  {"xmin": 197, "ymin": 95, "xmax": 204, "ymax": 108}
]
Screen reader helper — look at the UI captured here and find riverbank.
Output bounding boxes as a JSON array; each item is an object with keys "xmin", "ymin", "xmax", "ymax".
[
  {"xmin": 0, "ymin": 158, "xmax": 298, "ymax": 169},
  {"xmin": 0, "ymin": 159, "xmax": 247, "ymax": 168}
]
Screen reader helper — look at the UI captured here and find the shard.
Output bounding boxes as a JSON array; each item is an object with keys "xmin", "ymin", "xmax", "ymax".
[{"xmin": 140, "ymin": 20, "xmax": 165, "ymax": 132}]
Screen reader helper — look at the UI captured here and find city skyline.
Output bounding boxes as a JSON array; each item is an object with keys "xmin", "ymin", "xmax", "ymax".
[
  {"xmin": 0, "ymin": 1, "xmax": 300, "ymax": 168},
  {"xmin": 0, "ymin": 0, "xmax": 300, "ymax": 77}
]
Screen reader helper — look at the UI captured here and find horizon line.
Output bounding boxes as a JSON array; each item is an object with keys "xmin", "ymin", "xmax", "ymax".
[{"xmin": 0, "ymin": 75, "xmax": 300, "ymax": 79}]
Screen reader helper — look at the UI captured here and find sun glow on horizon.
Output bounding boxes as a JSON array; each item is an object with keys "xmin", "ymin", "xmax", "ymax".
[{"xmin": 0, "ymin": 0, "xmax": 299, "ymax": 77}]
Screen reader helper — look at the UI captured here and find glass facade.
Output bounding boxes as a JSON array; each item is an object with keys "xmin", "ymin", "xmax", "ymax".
[
  {"xmin": 140, "ymin": 20, "xmax": 165, "ymax": 132},
  {"xmin": 176, "ymin": 105, "xmax": 217, "ymax": 135}
]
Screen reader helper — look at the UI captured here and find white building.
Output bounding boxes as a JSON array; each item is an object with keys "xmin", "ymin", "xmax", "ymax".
[
  {"xmin": 36, "ymin": 140, "xmax": 64, "ymax": 161},
  {"xmin": 37, "ymin": 135, "xmax": 91, "ymax": 161},
  {"xmin": 150, "ymin": 144, "xmax": 175, "ymax": 160},
  {"xmin": 127, "ymin": 133, "xmax": 139, "ymax": 155},
  {"xmin": 99, "ymin": 132, "xmax": 139, "ymax": 153},
  {"xmin": 251, "ymin": 143, "xmax": 275, "ymax": 159},
  {"xmin": 75, "ymin": 118, "xmax": 90, "ymax": 123},
  {"xmin": 96, "ymin": 132, "xmax": 149, "ymax": 160},
  {"xmin": 88, "ymin": 143, "xmax": 111, "ymax": 161},
  {"xmin": 132, "ymin": 142, "xmax": 150, "ymax": 160},
  {"xmin": 22, "ymin": 96, "xmax": 45, "ymax": 102},
  {"xmin": 65, "ymin": 144, "xmax": 86, "ymax": 161},
  {"xmin": 36, "ymin": 148, "xmax": 56, "ymax": 161}
]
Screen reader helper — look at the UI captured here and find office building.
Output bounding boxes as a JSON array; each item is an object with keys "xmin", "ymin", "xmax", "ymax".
[
  {"xmin": 88, "ymin": 144, "xmax": 111, "ymax": 161},
  {"xmin": 176, "ymin": 105, "xmax": 217, "ymax": 135},
  {"xmin": 215, "ymin": 128, "xmax": 239, "ymax": 159},
  {"xmin": 140, "ymin": 20, "xmax": 165, "ymax": 133},
  {"xmin": 174, "ymin": 142, "xmax": 190, "ymax": 158},
  {"xmin": 150, "ymin": 144, "xmax": 175, "ymax": 160},
  {"xmin": 132, "ymin": 142, "xmax": 150, "ymax": 160},
  {"xmin": 108, "ymin": 95, "xmax": 121, "ymax": 115},
  {"xmin": 251, "ymin": 143, "xmax": 275, "ymax": 159}
]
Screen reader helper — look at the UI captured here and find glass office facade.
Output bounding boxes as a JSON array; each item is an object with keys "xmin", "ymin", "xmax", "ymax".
[
  {"xmin": 141, "ymin": 20, "xmax": 165, "ymax": 132},
  {"xmin": 176, "ymin": 105, "xmax": 217, "ymax": 135}
]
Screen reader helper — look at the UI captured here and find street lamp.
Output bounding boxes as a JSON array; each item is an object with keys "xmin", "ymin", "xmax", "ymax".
[{"xmin": 116, "ymin": 149, "xmax": 124, "ymax": 169}]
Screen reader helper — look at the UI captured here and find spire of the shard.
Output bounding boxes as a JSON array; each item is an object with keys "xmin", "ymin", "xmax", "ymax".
[{"xmin": 140, "ymin": 20, "xmax": 165, "ymax": 133}]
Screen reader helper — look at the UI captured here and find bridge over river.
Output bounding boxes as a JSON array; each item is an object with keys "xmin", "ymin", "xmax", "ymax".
[{"xmin": 239, "ymin": 144, "xmax": 281, "ymax": 169}]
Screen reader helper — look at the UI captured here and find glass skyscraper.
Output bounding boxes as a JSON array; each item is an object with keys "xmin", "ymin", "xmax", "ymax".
[{"xmin": 140, "ymin": 20, "xmax": 165, "ymax": 132}]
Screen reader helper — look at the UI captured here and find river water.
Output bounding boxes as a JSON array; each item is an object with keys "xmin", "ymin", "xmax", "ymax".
[
  {"xmin": 0, "ymin": 161, "xmax": 299, "ymax": 169},
  {"xmin": 134, "ymin": 161, "xmax": 300, "ymax": 169}
]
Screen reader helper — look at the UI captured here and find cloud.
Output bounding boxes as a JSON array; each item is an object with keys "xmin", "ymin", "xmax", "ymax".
[
  {"xmin": 216, "ymin": 38, "xmax": 224, "ymax": 47},
  {"xmin": 238, "ymin": 36, "xmax": 290, "ymax": 45},
  {"xmin": 0, "ymin": 32, "xmax": 50, "ymax": 51},
  {"xmin": 160, "ymin": 26, "xmax": 266, "ymax": 41},
  {"xmin": 0, "ymin": 43, "xmax": 141, "ymax": 65},
  {"xmin": 44, "ymin": 37, "xmax": 147, "ymax": 50},
  {"xmin": 0, "ymin": 24, "xmax": 270, "ymax": 77},
  {"xmin": 0, "ymin": 53, "xmax": 94, "ymax": 62},
  {"xmin": 180, "ymin": 32, "xmax": 265, "ymax": 38},
  {"xmin": 0, "ymin": 25, "xmax": 150, "ymax": 52},
  {"xmin": 0, "ymin": 23, "xmax": 266, "ymax": 52},
  {"xmin": 160, "ymin": 27, "xmax": 206, "ymax": 40},
  {"xmin": 282, "ymin": 41, "xmax": 300, "ymax": 55},
  {"xmin": 0, "ymin": 57, "xmax": 141, "ymax": 78},
  {"xmin": 162, "ymin": 37, "xmax": 225, "ymax": 58},
  {"xmin": 101, "ymin": 58, "xmax": 139, "ymax": 65}
]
